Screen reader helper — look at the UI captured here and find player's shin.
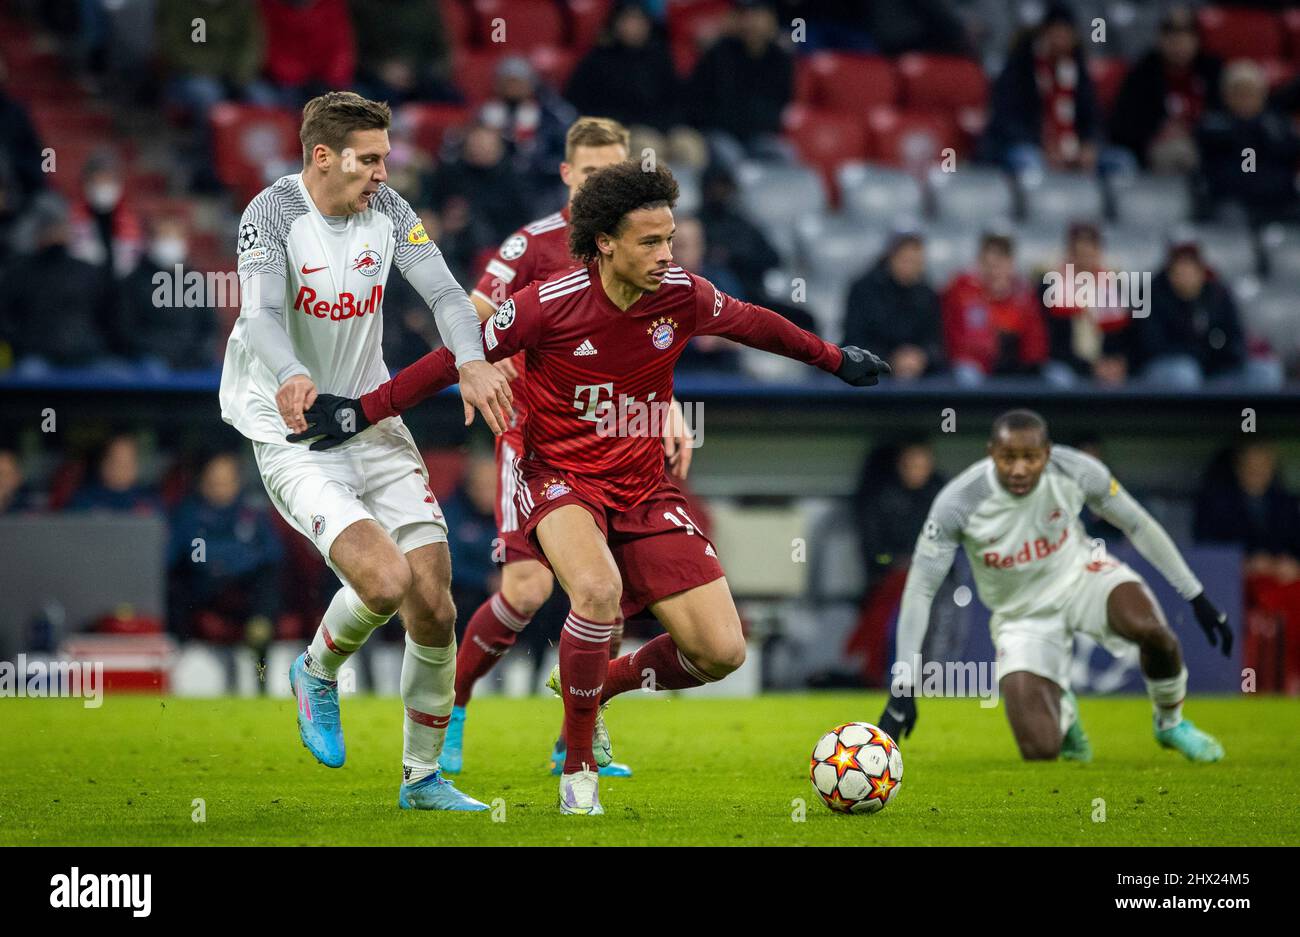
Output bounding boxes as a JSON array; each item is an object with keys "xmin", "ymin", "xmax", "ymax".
[
  {"xmin": 306, "ymin": 586, "xmax": 393, "ymax": 679},
  {"xmin": 401, "ymin": 634, "xmax": 456, "ymax": 782},
  {"xmin": 601, "ymin": 633, "xmax": 717, "ymax": 703},
  {"xmin": 454, "ymin": 592, "xmax": 530, "ymax": 707},
  {"xmin": 559, "ymin": 613, "xmax": 615, "ymax": 773},
  {"xmin": 1146, "ymin": 666, "xmax": 1188, "ymax": 730}
]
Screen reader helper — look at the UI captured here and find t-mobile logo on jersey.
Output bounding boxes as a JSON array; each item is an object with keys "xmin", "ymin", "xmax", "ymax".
[{"xmin": 572, "ymin": 384, "xmax": 704, "ymax": 448}]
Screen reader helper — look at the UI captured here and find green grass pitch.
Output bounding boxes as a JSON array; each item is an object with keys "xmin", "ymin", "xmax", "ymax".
[{"xmin": 2, "ymin": 693, "xmax": 1297, "ymax": 846}]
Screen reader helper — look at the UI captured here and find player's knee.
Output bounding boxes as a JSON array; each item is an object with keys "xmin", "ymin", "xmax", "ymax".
[
  {"xmin": 1018, "ymin": 733, "xmax": 1061, "ymax": 761},
  {"xmin": 1141, "ymin": 624, "xmax": 1180, "ymax": 658},
  {"xmin": 505, "ymin": 567, "xmax": 553, "ymax": 617},
  {"xmin": 567, "ymin": 573, "xmax": 622, "ymax": 618},
  {"xmin": 355, "ymin": 559, "xmax": 413, "ymax": 616},
  {"xmin": 698, "ymin": 638, "xmax": 746, "ymax": 678}
]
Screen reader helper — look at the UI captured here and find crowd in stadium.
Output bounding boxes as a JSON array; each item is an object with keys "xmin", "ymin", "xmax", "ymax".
[{"xmin": 1, "ymin": 0, "xmax": 1299, "ymax": 385}]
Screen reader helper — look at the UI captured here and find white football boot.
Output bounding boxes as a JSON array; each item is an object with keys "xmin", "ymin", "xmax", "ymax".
[{"xmin": 558, "ymin": 765, "xmax": 604, "ymax": 815}]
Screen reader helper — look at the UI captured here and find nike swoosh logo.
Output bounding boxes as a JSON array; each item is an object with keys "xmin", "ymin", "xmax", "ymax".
[{"xmin": 301, "ymin": 264, "xmax": 327, "ymax": 274}]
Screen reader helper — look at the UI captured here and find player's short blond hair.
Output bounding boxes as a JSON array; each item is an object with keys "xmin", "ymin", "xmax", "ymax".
[
  {"xmin": 300, "ymin": 91, "xmax": 392, "ymax": 162},
  {"xmin": 565, "ymin": 117, "xmax": 630, "ymax": 162}
]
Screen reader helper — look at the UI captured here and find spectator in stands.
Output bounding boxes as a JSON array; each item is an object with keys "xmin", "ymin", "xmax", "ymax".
[
  {"xmin": 425, "ymin": 123, "xmax": 527, "ymax": 279},
  {"xmin": 0, "ymin": 193, "xmax": 116, "ymax": 372},
  {"xmin": 1197, "ymin": 59, "xmax": 1300, "ymax": 226},
  {"xmin": 1131, "ymin": 238, "xmax": 1278, "ymax": 388},
  {"xmin": 941, "ymin": 230, "xmax": 1048, "ymax": 383},
  {"xmin": 256, "ymin": 0, "xmax": 356, "ymax": 105},
  {"xmin": 0, "ymin": 447, "xmax": 36, "ymax": 514},
  {"xmin": 115, "ymin": 215, "xmax": 217, "ymax": 371},
  {"xmin": 350, "ymin": 0, "xmax": 455, "ymax": 105},
  {"xmin": 978, "ymin": 2, "xmax": 1107, "ymax": 175},
  {"xmin": 1195, "ymin": 441, "xmax": 1300, "ymax": 580},
  {"xmin": 842, "ymin": 227, "xmax": 944, "ymax": 381},
  {"xmin": 441, "ymin": 455, "xmax": 501, "ymax": 644},
  {"xmin": 697, "ymin": 163, "xmax": 782, "ymax": 301},
  {"xmin": 477, "ymin": 57, "xmax": 577, "ymax": 211},
  {"xmin": 672, "ymin": 217, "xmax": 743, "ymax": 372},
  {"xmin": 168, "ymin": 451, "xmax": 284, "ymax": 689},
  {"xmin": 0, "ymin": 54, "xmax": 47, "ymax": 265},
  {"xmin": 69, "ymin": 149, "xmax": 142, "ymax": 278},
  {"xmin": 67, "ymin": 434, "xmax": 160, "ymax": 515},
  {"xmin": 1109, "ymin": 6, "xmax": 1220, "ymax": 173},
  {"xmin": 845, "ymin": 437, "xmax": 952, "ymax": 685},
  {"xmin": 1040, "ymin": 222, "xmax": 1132, "ymax": 386},
  {"xmin": 686, "ymin": 0, "xmax": 794, "ymax": 163},
  {"xmin": 567, "ymin": 2, "xmax": 680, "ymax": 132}
]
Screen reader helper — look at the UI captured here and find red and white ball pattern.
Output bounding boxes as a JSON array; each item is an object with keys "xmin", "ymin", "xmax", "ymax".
[{"xmin": 810, "ymin": 722, "xmax": 903, "ymax": 814}]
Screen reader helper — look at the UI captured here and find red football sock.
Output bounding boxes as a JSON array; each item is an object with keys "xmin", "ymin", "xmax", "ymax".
[
  {"xmin": 559, "ymin": 612, "xmax": 614, "ymax": 773},
  {"xmin": 454, "ymin": 592, "xmax": 531, "ymax": 707},
  {"xmin": 602, "ymin": 633, "xmax": 716, "ymax": 703}
]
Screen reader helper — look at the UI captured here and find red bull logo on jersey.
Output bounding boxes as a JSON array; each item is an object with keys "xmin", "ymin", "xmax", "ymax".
[
  {"xmin": 352, "ymin": 250, "xmax": 383, "ymax": 276},
  {"xmin": 294, "ymin": 284, "xmax": 383, "ymax": 321},
  {"xmin": 982, "ymin": 525, "xmax": 1069, "ymax": 569}
]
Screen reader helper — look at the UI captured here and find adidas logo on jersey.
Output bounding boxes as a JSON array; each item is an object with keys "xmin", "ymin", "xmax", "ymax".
[
  {"xmin": 573, "ymin": 339, "xmax": 598, "ymax": 356},
  {"xmin": 705, "ymin": 544, "xmax": 717, "ymax": 558}
]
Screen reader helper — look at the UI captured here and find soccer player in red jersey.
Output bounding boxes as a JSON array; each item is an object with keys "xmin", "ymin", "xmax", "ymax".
[{"xmin": 293, "ymin": 162, "xmax": 889, "ymax": 814}]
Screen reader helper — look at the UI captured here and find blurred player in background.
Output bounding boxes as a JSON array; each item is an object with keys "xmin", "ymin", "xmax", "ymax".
[
  {"xmin": 878, "ymin": 409, "xmax": 1231, "ymax": 764},
  {"xmin": 293, "ymin": 162, "xmax": 890, "ymax": 813},
  {"xmin": 219, "ymin": 91, "xmax": 511, "ymax": 811}
]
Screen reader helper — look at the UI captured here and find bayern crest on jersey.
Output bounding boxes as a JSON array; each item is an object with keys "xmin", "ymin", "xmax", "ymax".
[
  {"xmin": 543, "ymin": 478, "xmax": 571, "ymax": 501},
  {"xmin": 647, "ymin": 316, "xmax": 678, "ymax": 350}
]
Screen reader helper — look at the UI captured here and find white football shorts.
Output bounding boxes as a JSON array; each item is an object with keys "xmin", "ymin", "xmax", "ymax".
[
  {"xmin": 990, "ymin": 554, "xmax": 1143, "ymax": 689},
  {"xmin": 253, "ymin": 417, "xmax": 447, "ymax": 575}
]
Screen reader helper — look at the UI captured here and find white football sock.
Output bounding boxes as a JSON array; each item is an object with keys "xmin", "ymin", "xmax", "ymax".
[
  {"xmin": 1145, "ymin": 667, "xmax": 1187, "ymax": 731},
  {"xmin": 401, "ymin": 633, "xmax": 456, "ymax": 782},
  {"xmin": 305, "ymin": 586, "xmax": 393, "ymax": 680},
  {"xmin": 1058, "ymin": 688, "xmax": 1077, "ymax": 739}
]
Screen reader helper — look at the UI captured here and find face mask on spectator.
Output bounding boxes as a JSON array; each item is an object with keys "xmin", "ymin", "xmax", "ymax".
[
  {"xmin": 150, "ymin": 236, "xmax": 188, "ymax": 268},
  {"xmin": 87, "ymin": 180, "xmax": 123, "ymax": 213}
]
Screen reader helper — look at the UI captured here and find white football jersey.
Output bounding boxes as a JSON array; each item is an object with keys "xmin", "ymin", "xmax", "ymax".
[{"xmin": 219, "ymin": 173, "xmax": 436, "ymax": 445}]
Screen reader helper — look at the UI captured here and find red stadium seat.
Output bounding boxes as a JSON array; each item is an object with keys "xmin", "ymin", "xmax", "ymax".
[
  {"xmin": 1261, "ymin": 58, "xmax": 1298, "ymax": 90},
  {"xmin": 441, "ymin": 0, "xmax": 474, "ymax": 47},
  {"xmin": 471, "ymin": 0, "xmax": 566, "ymax": 51},
  {"xmin": 1088, "ymin": 57, "xmax": 1128, "ymax": 114},
  {"xmin": 795, "ymin": 52, "xmax": 897, "ymax": 112},
  {"xmin": 1197, "ymin": 6, "xmax": 1284, "ymax": 61},
  {"xmin": 896, "ymin": 53, "xmax": 987, "ymax": 111},
  {"xmin": 453, "ymin": 48, "xmax": 506, "ymax": 105},
  {"xmin": 781, "ymin": 105, "xmax": 870, "ymax": 199},
  {"xmin": 667, "ymin": 0, "xmax": 733, "ymax": 45},
  {"xmin": 866, "ymin": 106, "xmax": 960, "ymax": 168},
  {"xmin": 671, "ymin": 36, "xmax": 701, "ymax": 77},
  {"xmin": 397, "ymin": 102, "xmax": 472, "ymax": 156},
  {"xmin": 529, "ymin": 44, "xmax": 579, "ymax": 91},
  {"xmin": 209, "ymin": 103, "xmax": 300, "ymax": 202},
  {"xmin": 1286, "ymin": 10, "xmax": 1300, "ymax": 61},
  {"xmin": 566, "ymin": 0, "xmax": 612, "ymax": 51}
]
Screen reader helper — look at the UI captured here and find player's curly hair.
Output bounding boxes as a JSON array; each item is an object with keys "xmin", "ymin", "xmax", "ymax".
[{"xmin": 568, "ymin": 161, "xmax": 680, "ymax": 264}]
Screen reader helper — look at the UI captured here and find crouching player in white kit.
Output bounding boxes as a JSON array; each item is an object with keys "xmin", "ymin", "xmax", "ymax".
[
  {"xmin": 219, "ymin": 92, "xmax": 513, "ymax": 809},
  {"xmin": 878, "ymin": 410, "xmax": 1231, "ymax": 763}
]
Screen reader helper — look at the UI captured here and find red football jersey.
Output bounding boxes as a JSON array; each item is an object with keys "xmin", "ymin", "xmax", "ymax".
[
  {"xmin": 470, "ymin": 207, "xmax": 579, "ymax": 448},
  {"xmin": 482, "ymin": 262, "xmax": 843, "ymax": 510}
]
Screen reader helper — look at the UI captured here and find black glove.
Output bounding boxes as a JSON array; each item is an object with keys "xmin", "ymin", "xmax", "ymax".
[
  {"xmin": 877, "ymin": 690, "xmax": 917, "ymax": 741},
  {"xmin": 285, "ymin": 393, "xmax": 369, "ymax": 451},
  {"xmin": 1191, "ymin": 592, "xmax": 1233, "ymax": 657},
  {"xmin": 835, "ymin": 345, "xmax": 891, "ymax": 387}
]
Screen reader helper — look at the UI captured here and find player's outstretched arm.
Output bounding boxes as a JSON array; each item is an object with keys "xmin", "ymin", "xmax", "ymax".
[
  {"xmin": 692, "ymin": 280, "xmax": 889, "ymax": 386},
  {"xmin": 1067, "ymin": 448, "xmax": 1233, "ymax": 657}
]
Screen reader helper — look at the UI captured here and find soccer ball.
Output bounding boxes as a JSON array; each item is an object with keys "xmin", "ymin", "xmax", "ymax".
[{"xmin": 809, "ymin": 722, "xmax": 903, "ymax": 814}]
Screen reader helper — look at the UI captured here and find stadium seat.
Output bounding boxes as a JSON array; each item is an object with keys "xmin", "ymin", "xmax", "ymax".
[
  {"xmin": 927, "ymin": 164, "xmax": 1014, "ymax": 224},
  {"xmin": 566, "ymin": 0, "xmax": 612, "ymax": 51},
  {"xmin": 1196, "ymin": 6, "xmax": 1284, "ymax": 61},
  {"xmin": 674, "ymin": 165, "xmax": 701, "ymax": 215},
  {"xmin": 396, "ymin": 103, "xmax": 472, "ymax": 157},
  {"xmin": 794, "ymin": 213, "xmax": 889, "ymax": 281},
  {"xmin": 471, "ymin": 0, "xmax": 566, "ymax": 50},
  {"xmin": 1190, "ymin": 223, "xmax": 1260, "ymax": 280},
  {"xmin": 734, "ymin": 161, "xmax": 827, "ymax": 261},
  {"xmin": 528, "ymin": 45, "xmax": 579, "ymax": 90},
  {"xmin": 453, "ymin": 47, "xmax": 506, "ymax": 105},
  {"xmin": 1285, "ymin": 10, "xmax": 1300, "ymax": 62},
  {"xmin": 1013, "ymin": 221, "xmax": 1066, "ymax": 275},
  {"xmin": 1108, "ymin": 172, "xmax": 1193, "ymax": 228},
  {"xmin": 781, "ymin": 106, "xmax": 870, "ymax": 198},
  {"xmin": 896, "ymin": 53, "xmax": 988, "ymax": 111},
  {"xmin": 1235, "ymin": 279, "xmax": 1300, "ymax": 364},
  {"xmin": 795, "ymin": 52, "xmax": 898, "ymax": 112},
  {"xmin": 209, "ymin": 103, "xmax": 300, "ymax": 202},
  {"xmin": 1104, "ymin": 0, "xmax": 1165, "ymax": 60},
  {"xmin": 1102, "ymin": 225, "xmax": 1167, "ymax": 276},
  {"xmin": 867, "ymin": 107, "xmax": 962, "ymax": 169},
  {"xmin": 919, "ymin": 223, "xmax": 979, "ymax": 287},
  {"xmin": 1088, "ymin": 57, "xmax": 1128, "ymax": 114},
  {"xmin": 837, "ymin": 162, "xmax": 924, "ymax": 222},
  {"xmin": 1019, "ymin": 169, "xmax": 1105, "ymax": 225},
  {"xmin": 667, "ymin": 0, "xmax": 733, "ymax": 46},
  {"xmin": 440, "ymin": 0, "xmax": 474, "ymax": 47},
  {"xmin": 1260, "ymin": 222, "xmax": 1300, "ymax": 276}
]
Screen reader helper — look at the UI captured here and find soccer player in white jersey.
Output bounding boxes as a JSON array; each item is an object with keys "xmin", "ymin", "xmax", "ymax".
[
  {"xmin": 878, "ymin": 409, "xmax": 1231, "ymax": 763},
  {"xmin": 218, "ymin": 92, "xmax": 513, "ymax": 810}
]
